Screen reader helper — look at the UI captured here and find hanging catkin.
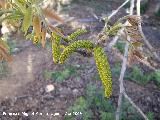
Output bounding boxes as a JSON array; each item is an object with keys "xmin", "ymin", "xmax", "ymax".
[
  {"xmin": 51, "ymin": 32, "xmax": 61, "ymax": 63},
  {"xmin": 108, "ymin": 23, "xmax": 123, "ymax": 36},
  {"xmin": 67, "ymin": 29, "xmax": 88, "ymax": 41},
  {"xmin": 93, "ymin": 46, "xmax": 112, "ymax": 98},
  {"xmin": 59, "ymin": 40, "xmax": 94, "ymax": 64}
]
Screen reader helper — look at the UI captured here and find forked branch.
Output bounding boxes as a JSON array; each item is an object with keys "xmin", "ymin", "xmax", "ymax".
[{"xmin": 115, "ymin": 0, "xmax": 149, "ymax": 120}]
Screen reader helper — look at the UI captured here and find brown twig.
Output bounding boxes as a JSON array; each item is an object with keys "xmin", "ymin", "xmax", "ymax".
[
  {"xmin": 116, "ymin": 0, "xmax": 149, "ymax": 120},
  {"xmin": 108, "ymin": 0, "xmax": 130, "ymax": 20},
  {"xmin": 116, "ymin": 0, "xmax": 149, "ymax": 119},
  {"xmin": 116, "ymin": 0, "xmax": 134, "ymax": 120}
]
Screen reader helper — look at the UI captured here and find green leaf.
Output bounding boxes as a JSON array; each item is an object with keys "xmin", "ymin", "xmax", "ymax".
[
  {"xmin": 21, "ymin": 7, "xmax": 32, "ymax": 34},
  {"xmin": 14, "ymin": 0, "xmax": 26, "ymax": 13}
]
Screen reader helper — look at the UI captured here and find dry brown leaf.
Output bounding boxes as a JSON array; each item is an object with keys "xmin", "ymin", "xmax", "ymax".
[
  {"xmin": 147, "ymin": 57, "xmax": 158, "ymax": 68},
  {"xmin": 6, "ymin": 2, "xmax": 11, "ymax": 9},
  {"xmin": 0, "ymin": 49, "xmax": 12, "ymax": 62},
  {"xmin": 41, "ymin": 28, "xmax": 47, "ymax": 48},
  {"xmin": 0, "ymin": 40, "xmax": 11, "ymax": 62},
  {"xmin": 125, "ymin": 16, "xmax": 142, "ymax": 42},
  {"xmin": 133, "ymin": 50, "xmax": 145, "ymax": 60},
  {"xmin": 0, "ymin": 0, "xmax": 6, "ymax": 9},
  {"xmin": 0, "ymin": 53, "xmax": 3, "ymax": 61},
  {"xmin": 126, "ymin": 26, "xmax": 138, "ymax": 31},
  {"xmin": 128, "ymin": 49, "xmax": 156, "ymax": 70},
  {"xmin": 125, "ymin": 26, "xmax": 142, "ymax": 42},
  {"xmin": 128, "ymin": 50, "xmax": 136, "ymax": 65},
  {"xmin": 128, "ymin": 49, "xmax": 145, "ymax": 64},
  {"xmin": 0, "ymin": 43, "xmax": 9, "ymax": 53},
  {"xmin": 33, "ymin": 15, "xmax": 42, "ymax": 39},
  {"xmin": 126, "ymin": 15, "xmax": 142, "ymax": 26},
  {"xmin": 42, "ymin": 8, "xmax": 64, "ymax": 23}
]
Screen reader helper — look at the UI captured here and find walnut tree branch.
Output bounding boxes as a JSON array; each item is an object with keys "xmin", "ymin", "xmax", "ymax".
[
  {"xmin": 108, "ymin": 0, "xmax": 130, "ymax": 20},
  {"xmin": 116, "ymin": 0, "xmax": 149, "ymax": 120},
  {"xmin": 136, "ymin": 0, "xmax": 160, "ymax": 62},
  {"xmin": 116, "ymin": 0, "xmax": 134, "ymax": 120}
]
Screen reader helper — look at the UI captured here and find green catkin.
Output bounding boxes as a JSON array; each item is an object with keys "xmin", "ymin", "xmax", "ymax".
[
  {"xmin": 108, "ymin": 23, "xmax": 123, "ymax": 36},
  {"xmin": 51, "ymin": 32, "xmax": 61, "ymax": 63},
  {"xmin": 33, "ymin": 36, "xmax": 39, "ymax": 44},
  {"xmin": 67, "ymin": 29, "xmax": 88, "ymax": 41},
  {"xmin": 93, "ymin": 46, "xmax": 112, "ymax": 98},
  {"xmin": 59, "ymin": 40, "xmax": 94, "ymax": 64}
]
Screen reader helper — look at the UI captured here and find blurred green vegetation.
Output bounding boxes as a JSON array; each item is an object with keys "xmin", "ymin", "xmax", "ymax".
[
  {"xmin": 0, "ymin": 61, "xmax": 9, "ymax": 78},
  {"xmin": 150, "ymin": 70, "xmax": 160, "ymax": 88},
  {"xmin": 111, "ymin": 62, "xmax": 121, "ymax": 78},
  {"xmin": 140, "ymin": 1, "xmax": 149, "ymax": 14},
  {"xmin": 114, "ymin": 41, "xmax": 125, "ymax": 54},
  {"xmin": 7, "ymin": 40, "xmax": 18, "ymax": 54},
  {"xmin": 64, "ymin": 84, "xmax": 115, "ymax": 120},
  {"xmin": 121, "ymin": 98, "xmax": 154, "ymax": 120},
  {"xmin": 125, "ymin": 66, "xmax": 160, "ymax": 86},
  {"xmin": 64, "ymin": 83, "xmax": 154, "ymax": 120},
  {"xmin": 43, "ymin": 65, "xmax": 78, "ymax": 82},
  {"xmin": 155, "ymin": 8, "xmax": 160, "ymax": 17},
  {"xmin": 111, "ymin": 62, "xmax": 160, "ymax": 87},
  {"xmin": 147, "ymin": 112, "xmax": 155, "ymax": 120},
  {"xmin": 125, "ymin": 66, "xmax": 150, "ymax": 85}
]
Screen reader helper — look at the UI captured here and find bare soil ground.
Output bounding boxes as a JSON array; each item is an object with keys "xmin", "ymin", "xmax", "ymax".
[
  {"xmin": 0, "ymin": 0, "xmax": 160, "ymax": 120},
  {"xmin": 0, "ymin": 40, "xmax": 50, "ymax": 101}
]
